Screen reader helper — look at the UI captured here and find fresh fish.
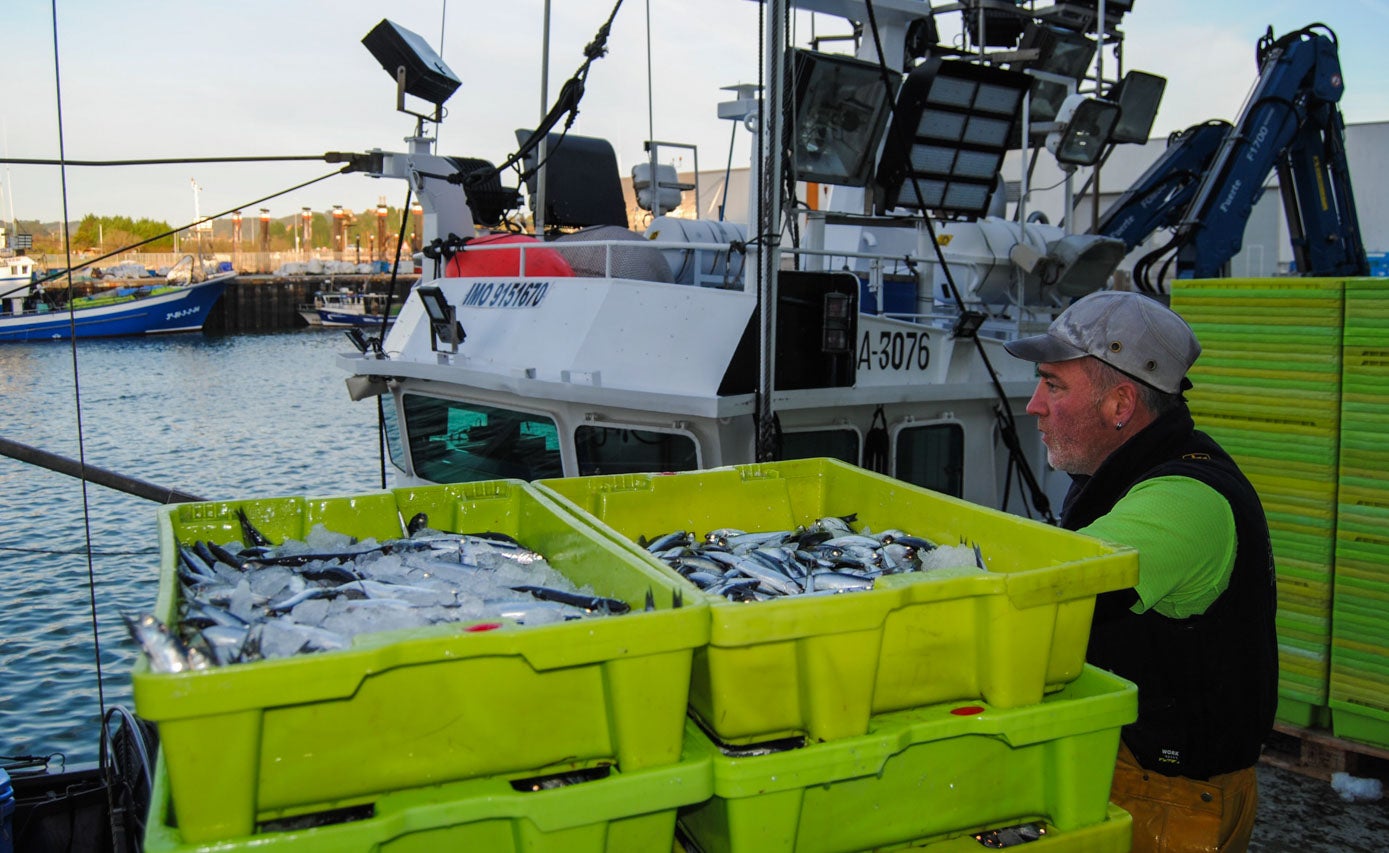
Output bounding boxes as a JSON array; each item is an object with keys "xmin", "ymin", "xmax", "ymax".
[
  {"xmin": 207, "ymin": 540, "xmax": 249, "ymax": 571},
  {"xmin": 644, "ymin": 531, "xmax": 692, "ymax": 552},
  {"xmin": 642, "ymin": 516, "xmax": 979, "ymax": 602},
  {"xmin": 124, "ymin": 612, "xmax": 209, "ymax": 673},
  {"xmin": 237, "ymin": 508, "xmax": 275, "ymax": 547},
  {"xmin": 509, "ymin": 585, "xmax": 631, "ymax": 615}
]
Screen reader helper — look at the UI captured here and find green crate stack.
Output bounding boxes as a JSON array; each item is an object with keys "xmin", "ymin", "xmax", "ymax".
[
  {"xmin": 1330, "ymin": 279, "xmax": 1389, "ymax": 748},
  {"xmin": 676, "ymin": 665, "xmax": 1137, "ymax": 853},
  {"xmin": 134, "ymin": 481, "xmax": 709, "ymax": 845},
  {"xmin": 1171, "ymin": 278, "xmax": 1344, "ymax": 726}
]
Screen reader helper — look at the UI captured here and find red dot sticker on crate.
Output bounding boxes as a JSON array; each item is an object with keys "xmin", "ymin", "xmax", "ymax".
[
  {"xmin": 950, "ymin": 705, "xmax": 986, "ymax": 716},
  {"xmin": 465, "ymin": 622, "xmax": 503, "ymax": 633}
]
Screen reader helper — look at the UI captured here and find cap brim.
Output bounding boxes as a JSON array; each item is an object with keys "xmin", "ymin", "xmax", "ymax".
[{"xmin": 1003, "ymin": 332, "xmax": 1088, "ymax": 364}]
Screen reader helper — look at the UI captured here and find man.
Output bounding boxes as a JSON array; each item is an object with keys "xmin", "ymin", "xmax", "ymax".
[{"xmin": 1004, "ymin": 290, "xmax": 1278, "ymax": 853}]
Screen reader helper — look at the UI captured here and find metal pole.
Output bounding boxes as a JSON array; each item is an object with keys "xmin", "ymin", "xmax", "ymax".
[
  {"xmin": 756, "ymin": 0, "xmax": 788, "ymax": 462},
  {"xmin": 536, "ymin": 0, "xmax": 551, "ymax": 236},
  {"xmin": 0, "ymin": 436, "xmax": 205, "ymax": 504}
]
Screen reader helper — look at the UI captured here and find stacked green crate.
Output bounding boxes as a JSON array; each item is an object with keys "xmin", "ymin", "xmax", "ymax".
[
  {"xmin": 1330, "ymin": 279, "xmax": 1389, "ymax": 748},
  {"xmin": 1171, "ymin": 279, "xmax": 1344, "ymax": 726},
  {"xmin": 133, "ymin": 481, "xmax": 709, "ymax": 845},
  {"xmin": 540, "ymin": 460, "xmax": 1140, "ymax": 849},
  {"xmin": 677, "ymin": 666, "xmax": 1137, "ymax": 853}
]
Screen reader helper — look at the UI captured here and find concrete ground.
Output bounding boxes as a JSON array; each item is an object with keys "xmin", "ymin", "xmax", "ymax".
[{"xmin": 1251, "ymin": 762, "xmax": 1389, "ymax": 851}]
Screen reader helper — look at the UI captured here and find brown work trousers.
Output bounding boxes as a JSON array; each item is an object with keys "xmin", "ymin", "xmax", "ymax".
[{"xmin": 1110, "ymin": 742, "xmax": 1259, "ymax": 853}]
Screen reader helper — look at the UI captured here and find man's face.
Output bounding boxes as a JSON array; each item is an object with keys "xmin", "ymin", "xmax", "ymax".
[{"xmin": 1024, "ymin": 358, "xmax": 1122, "ymax": 476}]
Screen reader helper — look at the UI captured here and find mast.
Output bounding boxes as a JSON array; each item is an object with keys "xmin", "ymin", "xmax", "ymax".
[{"xmin": 755, "ymin": 0, "xmax": 789, "ymax": 462}]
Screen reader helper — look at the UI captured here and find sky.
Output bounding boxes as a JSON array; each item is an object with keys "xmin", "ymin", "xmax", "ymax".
[{"xmin": 5, "ymin": 0, "xmax": 1389, "ymax": 230}]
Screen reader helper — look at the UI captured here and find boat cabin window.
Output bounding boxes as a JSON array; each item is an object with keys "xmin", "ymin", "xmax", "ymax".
[
  {"xmin": 574, "ymin": 425, "xmax": 698, "ymax": 476},
  {"xmin": 381, "ymin": 399, "xmax": 406, "ymax": 469},
  {"xmin": 402, "ymin": 395, "xmax": 562, "ymax": 483},
  {"xmin": 894, "ymin": 422, "xmax": 964, "ymax": 498},
  {"xmin": 779, "ymin": 428, "xmax": 859, "ymax": 466}
]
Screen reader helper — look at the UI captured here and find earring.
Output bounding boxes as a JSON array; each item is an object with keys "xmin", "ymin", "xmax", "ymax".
[{"xmin": 1115, "ymin": 421, "xmax": 1126, "ymax": 431}]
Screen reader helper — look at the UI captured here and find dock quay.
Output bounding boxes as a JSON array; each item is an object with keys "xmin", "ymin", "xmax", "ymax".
[{"xmin": 205, "ymin": 274, "xmax": 412, "ymax": 333}]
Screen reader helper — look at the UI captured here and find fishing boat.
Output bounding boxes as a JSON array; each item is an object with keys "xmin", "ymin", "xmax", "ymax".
[
  {"xmin": 333, "ymin": 0, "xmax": 1145, "ymax": 521},
  {"xmin": 0, "ymin": 253, "xmax": 232, "ymax": 342},
  {"xmin": 312, "ymin": 289, "xmax": 400, "ymax": 328}
]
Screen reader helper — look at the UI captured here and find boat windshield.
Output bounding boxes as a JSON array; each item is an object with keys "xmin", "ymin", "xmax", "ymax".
[{"xmin": 402, "ymin": 395, "xmax": 562, "ymax": 483}]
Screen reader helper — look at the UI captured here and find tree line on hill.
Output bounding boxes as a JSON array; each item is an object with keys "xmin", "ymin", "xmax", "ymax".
[{"xmin": 9, "ymin": 208, "xmax": 420, "ymax": 258}]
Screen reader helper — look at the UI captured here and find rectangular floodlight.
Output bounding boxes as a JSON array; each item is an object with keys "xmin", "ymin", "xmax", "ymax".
[
  {"xmin": 875, "ymin": 58, "xmax": 1030, "ymax": 217},
  {"xmin": 1108, "ymin": 70, "xmax": 1166, "ymax": 143},
  {"xmin": 791, "ymin": 50, "xmax": 898, "ymax": 187},
  {"xmin": 362, "ymin": 19, "xmax": 461, "ymax": 109}
]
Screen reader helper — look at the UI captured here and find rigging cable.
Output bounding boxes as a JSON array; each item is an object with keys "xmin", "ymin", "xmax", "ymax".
[
  {"xmin": 369, "ymin": 184, "xmax": 416, "ymax": 491},
  {"xmin": 0, "ymin": 154, "xmax": 341, "ymax": 167},
  {"xmin": 45, "ymin": 0, "xmax": 108, "ymax": 784},
  {"xmin": 861, "ymin": 0, "xmax": 1054, "ymax": 524},
  {"xmin": 458, "ymin": 0, "xmax": 625, "ymax": 193}
]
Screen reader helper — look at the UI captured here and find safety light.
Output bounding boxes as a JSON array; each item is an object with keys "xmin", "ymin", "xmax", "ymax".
[
  {"xmin": 875, "ymin": 58, "xmax": 1030, "ymax": 217},
  {"xmin": 822, "ymin": 291, "xmax": 853, "ymax": 354},
  {"xmin": 790, "ymin": 50, "xmax": 897, "ymax": 187},
  {"xmin": 415, "ymin": 284, "xmax": 465, "ymax": 353},
  {"xmin": 1107, "ymin": 70, "xmax": 1166, "ymax": 144},
  {"xmin": 362, "ymin": 19, "xmax": 461, "ymax": 121},
  {"xmin": 1046, "ymin": 94, "xmax": 1120, "ymax": 166}
]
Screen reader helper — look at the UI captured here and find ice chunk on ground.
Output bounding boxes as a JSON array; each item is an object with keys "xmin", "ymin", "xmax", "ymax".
[{"xmin": 1331, "ymin": 772, "xmax": 1383, "ymax": 803}]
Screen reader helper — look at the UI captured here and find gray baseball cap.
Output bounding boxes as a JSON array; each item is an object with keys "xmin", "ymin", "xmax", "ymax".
[{"xmin": 1004, "ymin": 291, "xmax": 1200, "ymax": 394}]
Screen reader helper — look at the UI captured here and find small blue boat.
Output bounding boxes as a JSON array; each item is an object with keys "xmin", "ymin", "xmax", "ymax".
[{"xmin": 0, "ymin": 254, "xmax": 232, "ymax": 342}]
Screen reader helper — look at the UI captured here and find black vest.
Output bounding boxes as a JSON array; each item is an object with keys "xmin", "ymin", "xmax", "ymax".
[{"xmin": 1061, "ymin": 407, "xmax": 1278, "ymax": 780}]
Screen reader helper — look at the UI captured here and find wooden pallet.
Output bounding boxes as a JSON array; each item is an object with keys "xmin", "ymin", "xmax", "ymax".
[{"xmin": 1261, "ymin": 722, "xmax": 1389, "ymax": 782}]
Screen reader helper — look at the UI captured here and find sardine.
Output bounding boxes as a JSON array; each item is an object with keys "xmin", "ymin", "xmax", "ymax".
[
  {"xmin": 509, "ymin": 585, "xmax": 631, "ymax": 615},
  {"xmin": 124, "ymin": 612, "xmax": 209, "ymax": 673},
  {"xmin": 237, "ymin": 508, "xmax": 275, "ymax": 548}
]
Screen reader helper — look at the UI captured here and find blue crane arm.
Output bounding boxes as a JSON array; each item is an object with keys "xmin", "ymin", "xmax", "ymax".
[
  {"xmin": 1175, "ymin": 24, "xmax": 1367, "ymax": 278},
  {"xmin": 1091, "ymin": 120, "xmax": 1229, "ymax": 251}
]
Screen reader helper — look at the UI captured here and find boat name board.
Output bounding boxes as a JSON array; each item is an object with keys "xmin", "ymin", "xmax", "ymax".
[
  {"xmin": 459, "ymin": 280, "xmax": 551, "ymax": 310},
  {"xmin": 858, "ymin": 328, "xmax": 932, "ymax": 373}
]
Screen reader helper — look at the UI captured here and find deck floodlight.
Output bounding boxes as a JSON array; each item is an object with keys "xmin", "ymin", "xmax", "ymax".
[
  {"xmin": 416, "ymin": 284, "xmax": 465, "ymax": 352},
  {"xmin": 1046, "ymin": 94, "xmax": 1120, "ymax": 166},
  {"xmin": 362, "ymin": 19, "xmax": 461, "ymax": 120},
  {"xmin": 1013, "ymin": 22, "xmax": 1097, "ymax": 131},
  {"xmin": 1107, "ymin": 70, "xmax": 1166, "ymax": 143},
  {"xmin": 875, "ymin": 58, "xmax": 1030, "ymax": 218},
  {"xmin": 790, "ymin": 50, "xmax": 897, "ymax": 187},
  {"xmin": 344, "ymin": 327, "xmax": 370, "ymax": 353},
  {"xmin": 1044, "ymin": 0, "xmax": 1137, "ymax": 33},
  {"xmin": 961, "ymin": 0, "xmax": 1029, "ymax": 48}
]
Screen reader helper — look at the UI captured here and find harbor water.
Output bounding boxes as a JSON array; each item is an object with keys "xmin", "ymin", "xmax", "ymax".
[{"xmin": 0, "ymin": 329, "xmax": 389, "ymax": 765}]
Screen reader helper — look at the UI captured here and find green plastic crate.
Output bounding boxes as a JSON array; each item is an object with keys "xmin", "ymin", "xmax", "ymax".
[
  {"xmin": 144, "ymin": 740, "xmax": 713, "ymax": 852},
  {"xmin": 677, "ymin": 665, "xmax": 1136, "ymax": 853},
  {"xmin": 132, "ymin": 481, "xmax": 708, "ymax": 844},
  {"xmin": 538, "ymin": 459, "xmax": 1136, "ymax": 744}
]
